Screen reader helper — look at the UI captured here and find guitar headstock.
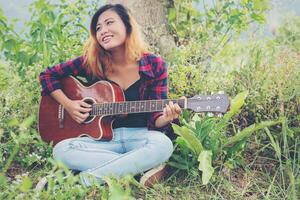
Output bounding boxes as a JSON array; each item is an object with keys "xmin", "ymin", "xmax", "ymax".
[{"xmin": 187, "ymin": 94, "xmax": 230, "ymax": 113}]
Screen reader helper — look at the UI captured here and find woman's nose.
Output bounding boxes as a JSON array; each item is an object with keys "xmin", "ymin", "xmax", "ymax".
[{"xmin": 100, "ymin": 26, "xmax": 108, "ymax": 35}]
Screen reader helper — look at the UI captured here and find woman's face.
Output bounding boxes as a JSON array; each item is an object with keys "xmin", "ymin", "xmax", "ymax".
[{"xmin": 96, "ymin": 10, "xmax": 127, "ymax": 51}]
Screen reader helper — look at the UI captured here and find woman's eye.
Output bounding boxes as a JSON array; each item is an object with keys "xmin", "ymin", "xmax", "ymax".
[
  {"xmin": 96, "ymin": 26, "xmax": 101, "ymax": 31},
  {"xmin": 107, "ymin": 21, "xmax": 114, "ymax": 25}
]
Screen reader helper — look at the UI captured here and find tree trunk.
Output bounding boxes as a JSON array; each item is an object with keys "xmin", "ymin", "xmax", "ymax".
[{"xmin": 107, "ymin": 0, "xmax": 175, "ymax": 57}]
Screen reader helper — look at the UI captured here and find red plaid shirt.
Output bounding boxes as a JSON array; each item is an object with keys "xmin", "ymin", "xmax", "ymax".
[{"xmin": 39, "ymin": 53, "xmax": 169, "ymax": 131}]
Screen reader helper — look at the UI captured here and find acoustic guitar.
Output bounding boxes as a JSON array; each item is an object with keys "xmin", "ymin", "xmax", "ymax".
[{"xmin": 38, "ymin": 76, "xmax": 230, "ymax": 145}]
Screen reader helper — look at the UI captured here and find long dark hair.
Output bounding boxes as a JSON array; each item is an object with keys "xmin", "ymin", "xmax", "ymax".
[
  {"xmin": 83, "ymin": 4, "xmax": 148, "ymax": 77},
  {"xmin": 90, "ymin": 4, "xmax": 132, "ymax": 37}
]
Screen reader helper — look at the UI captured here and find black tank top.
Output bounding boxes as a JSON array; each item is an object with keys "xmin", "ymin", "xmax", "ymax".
[{"xmin": 112, "ymin": 79, "xmax": 147, "ymax": 128}]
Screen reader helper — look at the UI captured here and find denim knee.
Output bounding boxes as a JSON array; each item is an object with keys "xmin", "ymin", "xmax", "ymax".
[
  {"xmin": 52, "ymin": 138, "xmax": 72, "ymax": 162},
  {"xmin": 148, "ymin": 132, "xmax": 174, "ymax": 163}
]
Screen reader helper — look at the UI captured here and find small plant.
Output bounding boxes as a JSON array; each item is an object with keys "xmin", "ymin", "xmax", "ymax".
[{"xmin": 171, "ymin": 91, "xmax": 283, "ymax": 184}]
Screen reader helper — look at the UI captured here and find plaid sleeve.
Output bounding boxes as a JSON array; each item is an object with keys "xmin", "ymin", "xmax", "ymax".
[
  {"xmin": 39, "ymin": 56, "xmax": 87, "ymax": 96},
  {"xmin": 146, "ymin": 56, "xmax": 170, "ymax": 131}
]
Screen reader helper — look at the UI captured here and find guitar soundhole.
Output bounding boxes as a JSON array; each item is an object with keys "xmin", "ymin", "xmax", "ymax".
[{"xmin": 82, "ymin": 97, "xmax": 96, "ymax": 124}]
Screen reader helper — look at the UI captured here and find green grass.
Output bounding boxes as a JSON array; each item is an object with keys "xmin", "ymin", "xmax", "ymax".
[{"xmin": 0, "ymin": 0, "xmax": 299, "ymax": 199}]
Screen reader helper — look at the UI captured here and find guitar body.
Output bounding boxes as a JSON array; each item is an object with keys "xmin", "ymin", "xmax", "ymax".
[{"xmin": 38, "ymin": 76, "xmax": 125, "ymax": 145}]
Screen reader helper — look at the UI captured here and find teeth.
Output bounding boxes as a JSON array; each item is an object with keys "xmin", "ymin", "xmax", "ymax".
[{"xmin": 103, "ymin": 36, "xmax": 112, "ymax": 42}]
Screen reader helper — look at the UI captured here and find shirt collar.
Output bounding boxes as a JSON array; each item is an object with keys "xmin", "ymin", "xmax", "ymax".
[{"xmin": 138, "ymin": 53, "xmax": 155, "ymax": 78}]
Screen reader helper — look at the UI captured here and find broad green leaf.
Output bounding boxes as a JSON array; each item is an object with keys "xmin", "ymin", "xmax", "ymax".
[
  {"xmin": 7, "ymin": 118, "xmax": 19, "ymax": 127},
  {"xmin": 0, "ymin": 173, "xmax": 7, "ymax": 187},
  {"xmin": 3, "ymin": 39, "xmax": 17, "ymax": 51},
  {"xmin": 265, "ymin": 127, "xmax": 281, "ymax": 159},
  {"xmin": 241, "ymin": 0, "xmax": 250, "ymax": 6},
  {"xmin": 103, "ymin": 177, "xmax": 134, "ymax": 200},
  {"xmin": 224, "ymin": 119, "xmax": 283, "ymax": 147},
  {"xmin": 198, "ymin": 150, "xmax": 214, "ymax": 185},
  {"xmin": 173, "ymin": 124, "xmax": 203, "ymax": 155},
  {"xmin": 171, "ymin": 154, "xmax": 188, "ymax": 163},
  {"xmin": 223, "ymin": 91, "xmax": 248, "ymax": 122},
  {"xmin": 253, "ymin": 0, "xmax": 269, "ymax": 11},
  {"xmin": 19, "ymin": 176, "xmax": 32, "ymax": 192},
  {"xmin": 75, "ymin": 23, "xmax": 89, "ymax": 33},
  {"xmin": 168, "ymin": 8, "xmax": 177, "ymax": 22},
  {"xmin": 250, "ymin": 13, "xmax": 265, "ymax": 23},
  {"xmin": 0, "ymin": 128, "xmax": 3, "ymax": 139},
  {"xmin": 19, "ymin": 115, "xmax": 36, "ymax": 129},
  {"xmin": 168, "ymin": 161, "xmax": 189, "ymax": 170},
  {"xmin": 41, "ymin": 13, "xmax": 49, "ymax": 25},
  {"xmin": 175, "ymin": 136, "xmax": 188, "ymax": 148},
  {"xmin": 225, "ymin": 138, "xmax": 247, "ymax": 158}
]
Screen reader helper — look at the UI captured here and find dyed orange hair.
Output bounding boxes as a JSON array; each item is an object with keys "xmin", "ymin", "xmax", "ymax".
[{"xmin": 83, "ymin": 4, "xmax": 149, "ymax": 78}]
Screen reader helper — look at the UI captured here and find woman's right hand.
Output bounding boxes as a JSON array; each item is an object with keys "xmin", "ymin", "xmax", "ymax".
[{"xmin": 64, "ymin": 100, "xmax": 92, "ymax": 124}]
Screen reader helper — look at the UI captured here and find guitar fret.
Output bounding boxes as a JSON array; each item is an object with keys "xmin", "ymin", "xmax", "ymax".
[
  {"xmin": 131, "ymin": 101, "xmax": 134, "ymax": 113},
  {"xmin": 141, "ymin": 101, "xmax": 145, "ymax": 112},
  {"xmin": 106, "ymin": 103, "xmax": 109, "ymax": 114},
  {"xmin": 112, "ymin": 102, "xmax": 115, "ymax": 115},
  {"xmin": 151, "ymin": 100, "xmax": 155, "ymax": 111},
  {"xmin": 126, "ymin": 102, "xmax": 130, "ymax": 113},
  {"xmin": 109, "ymin": 103, "xmax": 113, "ymax": 115},
  {"xmin": 120, "ymin": 102, "xmax": 123, "ymax": 114},
  {"xmin": 123, "ymin": 102, "xmax": 126, "ymax": 114},
  {"xmin": 121, "ymin": 102, "xmax": 124, "ymax": 114},
  {"xmin": 92, "ymin": 98, "xmax": 188, "ymax": 116},
  {"xmin": 157, "ymin": 100, "xmax": 163, "ymax": 110},
  {"xmin": 145, "ymin": 101, "xmax": 148, "ymax": 112},
  {"xmin": 101, "ymin": 104, "xmax": 103, "ymax": 115},
  {"xmin": 131, "ymin": 102, "xmax": 134, "ymax": 112},
  {"xmin": 135, "ymin": 101, "xmax": 137, "ymax": 113},
  {"xmin": 96, "ymin": 104, "xmax": 99, "ymax": 115}
]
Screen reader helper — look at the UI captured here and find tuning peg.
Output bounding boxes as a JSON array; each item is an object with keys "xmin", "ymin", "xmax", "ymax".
[
  {"xmin": 207, "ymin": 112, "xmax": 214, "ymax": 117},
  {"xmin": 217, "ymin": 113, "xmax": 223, "ymax": 118}
]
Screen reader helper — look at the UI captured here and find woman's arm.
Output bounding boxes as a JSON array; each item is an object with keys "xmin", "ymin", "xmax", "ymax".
[
  {"xmin": 145, "ymin": 54, "xmax": 181, "ymax": 129},
  {"xmin": 155, "ymin": 101, "xmax": 181, "ymax": 128},
  {"xmin": 39, "ymin": 56, "xmax": 92, "ymax": 123},
  {"xmin": 39, "ymin": 56, "xmax": 88, "ymax": 96}
]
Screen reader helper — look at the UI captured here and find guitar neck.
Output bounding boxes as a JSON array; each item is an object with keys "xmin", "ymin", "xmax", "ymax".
[{"xmin": 91, "ymin": 99, "xmax": 186, "ymax": 116}]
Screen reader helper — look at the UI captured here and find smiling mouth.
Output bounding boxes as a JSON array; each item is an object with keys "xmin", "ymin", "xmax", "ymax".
[{"xmin": 102, "ymin": 35, "xmax": 113, "ymax": 43}]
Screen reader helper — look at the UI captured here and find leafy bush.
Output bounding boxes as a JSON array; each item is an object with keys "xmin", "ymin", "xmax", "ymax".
[
  {"xmin": 170, "ymin": 91, "xmax": 283, "ymax": 184},
  {"xmin": 0, "ymin": 0, "xmax": 299, "ymax": 199}
]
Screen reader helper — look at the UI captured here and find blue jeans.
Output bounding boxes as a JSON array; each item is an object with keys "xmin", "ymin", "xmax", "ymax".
[{"xmin": 53, "ymin": 127, "xmax": 173, "ymax": 186}]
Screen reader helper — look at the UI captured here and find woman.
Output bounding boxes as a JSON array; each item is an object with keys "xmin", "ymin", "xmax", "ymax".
[{"xmin": 39, "ymin": 4, "xmax": 181, "ymax": 187}]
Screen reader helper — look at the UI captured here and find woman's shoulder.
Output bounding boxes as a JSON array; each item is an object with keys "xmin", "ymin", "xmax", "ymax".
[
  {"xmin": 141, "ymin": 52, "xmax": 167, "ymax": 71},
  {"xmin": 142, "ymin": 52, "xmax": 166, "ymax": 64},
  {"xmin": 65, "ymin": 55, "xmax": 85, "ymax": 64},
  {"xmin": 139, "ymin": 52, "xmax": 167, "ymax": 78}
]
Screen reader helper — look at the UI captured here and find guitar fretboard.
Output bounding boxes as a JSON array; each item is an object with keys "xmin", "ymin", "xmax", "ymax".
[{"xmin": 90, "ymin": 99, "xmax": 185, "ymax": 116}]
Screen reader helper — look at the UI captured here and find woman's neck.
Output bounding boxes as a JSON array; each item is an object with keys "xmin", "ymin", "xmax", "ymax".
[{"xmin": 110, "ymin": 45, "xmax": 130, "ymax": 69}]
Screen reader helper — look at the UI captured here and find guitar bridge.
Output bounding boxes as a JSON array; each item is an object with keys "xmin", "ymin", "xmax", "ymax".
[{"xmin": 58, "ymin": 104, "xmax": 64, "ymax": 128}]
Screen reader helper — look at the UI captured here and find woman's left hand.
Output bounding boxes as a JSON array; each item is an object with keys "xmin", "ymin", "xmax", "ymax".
[
  {"xmin": 155, "ymin": 101, "xmax": 182, "ymax": 128},
  {"xmin": 162, "ymin": 101, "xmax": 182, "ymax": 122}
]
